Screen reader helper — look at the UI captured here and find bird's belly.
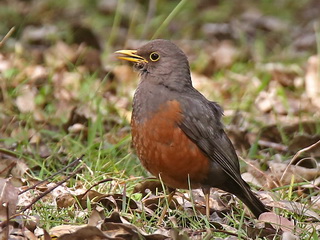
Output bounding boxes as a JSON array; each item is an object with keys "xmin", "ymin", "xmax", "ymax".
[{"xmin": 131, "ymin": 100, "xmax": 210, "ymax": 189}]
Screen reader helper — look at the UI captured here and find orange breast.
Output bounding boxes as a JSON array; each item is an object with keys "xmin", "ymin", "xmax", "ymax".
[{"xmin": 131, "ymin": 100, "xmax": 210, "ymax": 189}]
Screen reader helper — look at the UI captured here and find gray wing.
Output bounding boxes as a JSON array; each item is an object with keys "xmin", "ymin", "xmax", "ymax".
[{"xmin": 178, "ymin": 95, "xmax": 244, "ymax": 187}]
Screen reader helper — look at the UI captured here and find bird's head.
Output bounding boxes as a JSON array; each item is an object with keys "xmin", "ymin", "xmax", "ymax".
[{"xmin": 115, "ymin": 39, "xmax": 191, "ymax": 86}]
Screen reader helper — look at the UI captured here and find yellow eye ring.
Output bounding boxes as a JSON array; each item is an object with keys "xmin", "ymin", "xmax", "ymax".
[{"xmin": 150, "ymin": 52, "xmax": 160, "ymax": 61}]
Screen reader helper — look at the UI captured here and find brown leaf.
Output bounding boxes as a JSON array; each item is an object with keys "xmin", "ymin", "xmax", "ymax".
[
  {"xmin": 22, "ymin": 65, "xmax": 48, "ymax": 85},
  {"xmin": 190, "ymin": 72, "xmax": 214, "ymax": 98},
  {"xmin": 54, "ymin": 225, "xmax": 100, "ymax": 240},
  {"xmin": 269, "ymin": 162, "xmax": 320, "ymax": 186},
  {"xmin": 241, "ymin": 172, "xmax": 263, "ymax": 188},
  {"xmin": 288, "ymin": 134, "xmax": 320, "ymax": 156},
  {"xmin": 142, "ymin": 195, "xmax": 177, "ymax": 213},
  {"xmin": 210, "ymin": 40, "xmax": 239, "ymax": 69},
  {"xmin": 259, "ymin": 63, "xmax": 301, "ymax": 87},
  {"xmin": 44, "ymin": 41, "xmax": 79, "ymax": 69},
  {"xmin": 88, "ymin": 207, "xmax": 105, "ymax": 226},
  {"xmin": 260, "ymin": 121, "xmax": 318, "ymax": 145},
  {"xmin": 305, "ymin": 55, "xmax": 320, "ymax": 108},
  {"xmin": 271, "ymin": 201, "xmax": 320, "ymax": 220},
  {"xmin": 76, "ymin": 190, "xmax": 105, "ymax": 209},
  {"xmin": 21, "ymin": 25, "xmax": 58, "ymax": 45},
  {"xmin": 0, "ymin": 179, "xmax": 19, "ymax": 219},
  {"xmin": 225, "ymin": 111, "xmax": 251, "ymax": 151},
  {"xmin": 56, "ymin": 193, "xmax": 76, "ymax": 208},
  {"xmin": 52, "ymin": 71, "xmax": 82, "ymax": 102},
  {"xmin": 15, "ymin": 85, "xmax": 36, "ymax": 113},
  {"xmin": 259, "ymin": 212, "xmax": 295, "ymax": 233},
  {"xmin": 0, "ymin": 158, "xmax": 29, "ymax": 178},
  {"xmin": 0, "ymin": 53, "xmax": 12, "ymax": 72},
  {"xmin": 189, "ymin": 189, "xmax": 229, "ymax": 215},
  {"xmin": 255, "ymin": 88, "xmax": 286, "ymax": 114},
  {"xmin": 133, "ymin": 178, "xmax": 164, "ymax": 197},
  {"xmin": 112, "ymin": 65, "xmax": 137, "ymax": 83},
  {"xmin": 102, "ymin": 222, "xmax": 168, "ymax": 240},
  {"xmin": 98, "ymin": 194, "xmax": 138, "ymax": 211}
]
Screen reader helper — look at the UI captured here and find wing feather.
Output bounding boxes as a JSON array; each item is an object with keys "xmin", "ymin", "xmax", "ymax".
[{"xmin": 178, "ymin": 95, "xmax": 248, "ymax": 191}]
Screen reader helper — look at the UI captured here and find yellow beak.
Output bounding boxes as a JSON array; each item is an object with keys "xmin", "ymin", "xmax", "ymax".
[{"xmin": 115, "ymin": 50, "xmax": 148, "ymax": 63}]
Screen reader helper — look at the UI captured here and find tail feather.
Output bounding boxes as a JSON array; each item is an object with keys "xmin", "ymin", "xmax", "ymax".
[
  {"xmin": 226, "ymin": 180, "xmax": 268, "ymax": 218},
  {"xmin": 236, "ymin": 189, "xmax": 268, "ymax": 218}
]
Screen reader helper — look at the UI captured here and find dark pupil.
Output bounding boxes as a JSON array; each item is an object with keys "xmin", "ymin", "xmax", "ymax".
[{"xmin": 151, "ymin": 53, "xmax": 159, "ymax": 60}]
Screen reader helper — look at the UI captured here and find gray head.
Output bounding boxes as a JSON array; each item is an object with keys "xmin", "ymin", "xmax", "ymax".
[{"xmin": 115, "ymin": 39, "xmax": 192, "ymax": 88}]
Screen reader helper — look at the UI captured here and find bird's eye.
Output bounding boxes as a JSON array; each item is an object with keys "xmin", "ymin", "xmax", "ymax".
[{"xmin": 149, "ymin": 52, "xmax": 160, "ymax": 62}]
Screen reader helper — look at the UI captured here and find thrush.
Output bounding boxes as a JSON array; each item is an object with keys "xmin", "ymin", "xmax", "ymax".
[{"xmin": 115, "ymin": 39, "xmax": 268, "ymax": 219}]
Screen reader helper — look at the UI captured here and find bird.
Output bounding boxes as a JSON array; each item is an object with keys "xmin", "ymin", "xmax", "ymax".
[{"xmin": 115, "ymin": 39, "xmax": 268, "ymax": 219}]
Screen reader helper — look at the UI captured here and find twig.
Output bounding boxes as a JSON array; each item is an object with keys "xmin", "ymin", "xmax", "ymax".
[
  {"xmin": 0, "ymin": 27, "xmax": 15, "ymax": 48},
  {"xmin": 82, "ymin": 178, "xmax": 113, "ymax": 197},
  {"xmin": 19, "ymin": 155, "xmax": 84, "ymax": 195},
  {"xmin": 0, "ymin": 160, "xmax": 16, "ymax": 176},
  {"xmin": 258, "ymin": 140, "xmax": 288, "ymax": 152},
  {"xmin": 0, "ymin": 166, "xmax": 83, "ymax": 229},
  {"xmin": 280, "ymin": 140, "xmax": 320, "ymax": 184},
  {"xmin": 18, "ymin": 167, "xmax": 84, "ymax": 214},
  {"xmin": 240, "ymin": 156, "xmax": 279, "ymax": 188}
]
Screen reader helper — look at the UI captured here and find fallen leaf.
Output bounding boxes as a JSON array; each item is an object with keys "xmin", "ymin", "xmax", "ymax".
[
  {"xmin": 50, "ymin": 224, "xmax": 87, "ymax": 239},
  {"xmin": 133, "ymin": 178, "xmax": 164, "ymax": 197},
  {"xmin": 44, "ymin": 41, "xmax": 80, "ymax": 69},
  {"xmin": 269, "ymin": 162, "xmax": 320, "ymax": 186},
  {"xmin": 288, "ymin": 135, "xmax": 320, "ymax": 156},
  {"xmin": 270, "ymin": 200, "xmax": 320, "ymax": 220},
  {"xmin": 258, "ymin": 62, "xmax": 301, "ymax": 87},
  {"xmin": 0, "ymin": 158, "xmax": 29, "ymax": 178},
  {"xmin": 0, "ymin": 179, "xmax": 19, "ymax": 219},
  {"xmin": 56, "ymin": 193, "xmax": 76, "ymax": 208},
  {"xmin": 15, "ymin": 85, "xmax": 36, "ymax": 113},
  {"xmin": 260, "ymin": 121, "xmax": 318, "ymax": 145},
  {"xmin": 21, "ymin": 25, "xmax": 58, "ymax": 45},
  {"xmin": 258, "ymin": 212, "xmax": 295, "ymax": 233},
  {"xmin": 305, "ymin": 55, "xmax": 320, "ymax": 109},
  {"xmin": 210, "ymin": 40, "xmax": 239, "ymax": 70}
]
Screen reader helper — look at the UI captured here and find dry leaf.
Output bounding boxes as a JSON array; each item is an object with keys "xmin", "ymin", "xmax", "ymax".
[
  {"xmin": 133, "ymin": 178, "xmax": 164, "ymax": 197},
  {"xmin": 260, "ymin": 121, "xmax": 318, "ymax": 145},
  {"xmin": 0, "ymin": 179, "xmax": 19, "ymax": 219},
  {"xmin": 255, "ymin": 88, "xmax": 286, "ymax": 114},
  {"xmin": 44, "ymin": 41, "xmax": 79, "ymax": 69},
  {"xmin": 50, "ymin": 224, "xmax": 87, "ymax": 239},
  {"xmin": 0, "ymin": 159, "xmax": 29, "ymax": 178},
  {"xmin": 269, "ymin": 162, "xmax": 320, "ymax": 185},
  {"xmin": 56, "ymin": 193, "xmax": 76, "ymax": 208},
  {"xmin": 112, "ymin": 65, "xmax": 137, "ymax": 83},
  {"xmin": 259, "ymin": 63, "xmax": 301, "ymax": 87},
  {"xmin": 270, "ymin": 200, "xmax": 320, "ymax": 220},
  {"xmin": 21, "ymin": 25, "xmax": 58, "ymax": 45},
  {"xmin": 288, "ymin": 135, "xmax": 320, "ymax": 156},
  {"xmin": 259, "ymin": 212, "xmax": 295, "ymax": 233},
  {"xmin": 88, "ymin": 208, "xmax": 105, "ymax": 226},
  {"xmin": 15, "ymin": 85, "xmax": 36, "ymax": 113},
  {"xmin": 0, "ymin": 53, "xmax": 12, "ymax": 72},
  {"xmin": 210, "ymin": 40, "xmax": 239, "ymax": 69},
  {"xmin": 282, "ymin": 231, "xmax": 300, "ymax": 240},
  {"xmin": 305, "ymin": 55, "xmax": 320, "ymax": 108}
]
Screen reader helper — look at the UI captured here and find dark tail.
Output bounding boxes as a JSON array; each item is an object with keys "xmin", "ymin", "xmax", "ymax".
[{"xmin": 227, "ymin": 180, "xmax": 268, "ymax": 218}]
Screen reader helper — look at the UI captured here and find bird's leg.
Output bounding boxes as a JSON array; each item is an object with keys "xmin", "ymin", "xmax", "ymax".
[
  {"xmin": 157, "ymin": 187, "xmax": 175, "ymax": 225},
  {"xmin": 202, "ymin": 187, "xmax": 211, "ymax": 219}
]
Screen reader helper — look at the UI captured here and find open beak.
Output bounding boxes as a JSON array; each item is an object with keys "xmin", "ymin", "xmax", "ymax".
[{"xmin": 115, "ymin": 50, "xmax": 148, "ymax": 63}]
